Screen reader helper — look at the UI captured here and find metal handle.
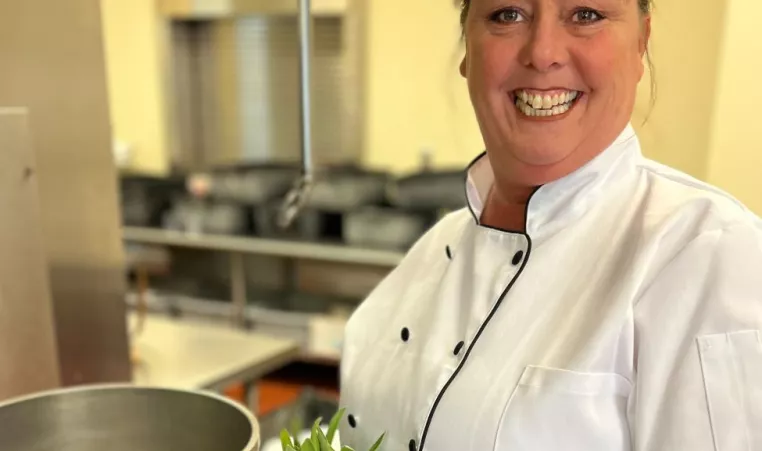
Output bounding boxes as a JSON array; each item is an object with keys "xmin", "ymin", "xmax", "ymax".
[{"xmin": 278, "ymin": 0, "xmax": 315, "ymax": 229}]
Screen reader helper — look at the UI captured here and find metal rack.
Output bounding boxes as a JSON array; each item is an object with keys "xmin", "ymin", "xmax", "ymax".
[
  {"xmin": 122, "ymin": 226, "xmax": 404, "ymax": 329},
  {"xmin": 123, "ymin": 227, "xmax": 404, "ymax": 266}
]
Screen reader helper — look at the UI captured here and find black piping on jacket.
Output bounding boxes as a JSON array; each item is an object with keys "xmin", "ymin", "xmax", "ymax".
[{"xmin": 417, "ymin": 151, "xmax": 542, "ymax": 450}]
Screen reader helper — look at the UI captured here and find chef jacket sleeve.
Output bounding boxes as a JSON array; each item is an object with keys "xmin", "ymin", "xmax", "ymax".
[{"xmin": 632, "ymin": 221, "xmax": 762, "ymax": 451}]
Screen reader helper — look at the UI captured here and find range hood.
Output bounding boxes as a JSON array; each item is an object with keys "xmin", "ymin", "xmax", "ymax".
[{"xmin": 159, "ymin": 0, "xmax": 348, "ymax": 18}]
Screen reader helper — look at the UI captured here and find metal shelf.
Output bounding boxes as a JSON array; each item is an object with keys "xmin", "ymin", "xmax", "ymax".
[{"xmin": 122, "ymin": 226, "xmax": 405, "ymax": 267}]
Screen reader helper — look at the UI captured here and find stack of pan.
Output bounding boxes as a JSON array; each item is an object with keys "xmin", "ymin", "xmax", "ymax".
[
  {"xmin": 162, "ymin": 164, "xmax": 300, "ymax": 236},
  {"xmin": 342, "ymin": 169, "xmax": 467, "ymax": 250}
]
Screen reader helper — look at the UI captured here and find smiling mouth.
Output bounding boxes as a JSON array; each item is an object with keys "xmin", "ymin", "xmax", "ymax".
[{"xmin": 513, "ymin": 89, "xmax": 582, "ymax": 118}]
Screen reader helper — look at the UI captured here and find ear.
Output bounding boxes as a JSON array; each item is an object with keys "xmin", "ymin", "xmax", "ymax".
[
  {"xmin": 460, "ymin": 54, "xmax": 467, "ymax": 78},
  {"xmin": 639, "ymin": 16, "xmax": 651, "ymax": 57}
]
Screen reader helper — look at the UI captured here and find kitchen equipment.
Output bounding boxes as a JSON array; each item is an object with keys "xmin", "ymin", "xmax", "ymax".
[
  {"xmin": 306, "ymin": 167, "xmax": 389, "ymax": 211},
  {"xmin": 207, "ymin": 164, "xmax": 300, "ymax": 204},
  {"xmin": 163, "ymin": 199, "xmax": 249, "ymax": 236},
  {"xmin": 120, "ymin": 175, "xmax": 186, "ymax": 227},
  {"xmin": 253, "ymin": 202, "xmax": 322, "ymax": 240},
  {"xmin": 390, "ymin": 169, "xmax": 467, "ymax": 210},
  {"xmin": 0, "ymin": 385, "xmax": 260, "ymax": 451},
  {"xmin": 344, "ymin": 207, "xmax": 429, "ymax": 250}
]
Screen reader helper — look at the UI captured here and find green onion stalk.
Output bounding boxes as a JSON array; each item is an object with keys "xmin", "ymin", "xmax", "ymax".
[{"xmin": 278, "ymin": 408, "xmax": 385, "ymax": 451}]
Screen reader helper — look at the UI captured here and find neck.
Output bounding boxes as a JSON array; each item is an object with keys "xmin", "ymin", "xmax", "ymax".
[{"xmin": 480, "ymin": 183, "xmax": 536, "ymax": 232}]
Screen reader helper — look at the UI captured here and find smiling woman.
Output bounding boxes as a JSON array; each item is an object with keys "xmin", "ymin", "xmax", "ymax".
[
  {"xmin": 337, "ymin": 1, "xmax": 762, "ymax": 450},
  {"xmin": 458, "ymin": 0, "xmax": 653, "ymax": 205}
]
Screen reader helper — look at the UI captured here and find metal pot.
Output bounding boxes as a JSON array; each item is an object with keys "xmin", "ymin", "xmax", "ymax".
[{"xmin": 0, "ymin": 385, "xmax": 260, "ymax": 451}]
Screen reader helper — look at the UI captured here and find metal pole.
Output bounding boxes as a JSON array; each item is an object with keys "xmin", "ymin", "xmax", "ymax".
[
  {"xmin": 298, "ymin": 0, "xmax": 314, "ymax": 176},
  {"xmin": 230, "ymin": 252, "xmax": 247, "ymax": 328},
  {"xmin": 278, "ymin": 0, "xmax": 315, "ymax": 229}
]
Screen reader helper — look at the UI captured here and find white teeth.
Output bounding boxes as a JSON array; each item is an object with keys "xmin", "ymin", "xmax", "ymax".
[{"xmin": 514, "ymin": 90, "xmax": 580, "ymax": 118}]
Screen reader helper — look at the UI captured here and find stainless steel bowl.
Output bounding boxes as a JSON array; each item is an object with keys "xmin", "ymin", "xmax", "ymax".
[{"xmin": 0, "ymin": 385, "xmax": 260, "ymax": 451}]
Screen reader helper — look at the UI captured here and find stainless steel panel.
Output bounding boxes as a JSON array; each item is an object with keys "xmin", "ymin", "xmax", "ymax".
[
  {"xmin": 159, "ymin": 0, "xmax": 349, "ymax": 18},
  {"xmin": 168, "ymin": 12, "xmax": 362, "ymax": 169},
  {"xmin": 0, "ymin": 0, "xmax": 132, "ymax": 385},
  {"xmin": 0, "ymin": 385, "xmax": 260, "ymax": 451},
  {"xmin": 0, "ymin": 109, "xmax": 61, "ymax": 402}
]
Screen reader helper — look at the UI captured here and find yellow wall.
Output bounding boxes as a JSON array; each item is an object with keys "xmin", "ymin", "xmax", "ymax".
[
  {"xmin": 361, "ymin": 0, "xmax": 484, "ymax": 173},
  {"xmin": 631, "ymin": 0, "xmax": 727, "ymax": 180},
  {"xmin": 101, "ymin": 0, "xmax": 169, "ymax": 175},
  {"xmin": 706, "ymin": 0, "xmax": 762, "ymax": 213}
]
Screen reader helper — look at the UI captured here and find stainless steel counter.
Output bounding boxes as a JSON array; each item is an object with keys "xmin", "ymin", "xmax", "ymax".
[{"xmin": 130, "ymin": 312, "xmax": 300, "ymax": 404}]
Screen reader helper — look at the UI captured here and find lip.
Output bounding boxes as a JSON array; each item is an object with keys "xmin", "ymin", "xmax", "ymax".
[
  {"xmin": 508, "ymin": 86, "xmax": 585, "ymax": 99},
  {"xmin": 509, "ymin": 88, "xmax": 580, "ymax": 102},
  {"xmin": 514, "ymin": 87, "xmax": 578, "ymax": 93}
]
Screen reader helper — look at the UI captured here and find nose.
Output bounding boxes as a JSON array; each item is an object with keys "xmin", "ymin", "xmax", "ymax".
[{"xmin": 519, "ymin": 16, "xmax": 569, "ymax": 72}]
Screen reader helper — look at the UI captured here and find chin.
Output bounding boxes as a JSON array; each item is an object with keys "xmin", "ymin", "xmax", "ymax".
[
  {"xmin": 509, "ymin": 141, "xmax": 575, "ymax": 168},
  {"xmin": 486, "ymin": 140, "xmax": 581, "ymax": 187}
]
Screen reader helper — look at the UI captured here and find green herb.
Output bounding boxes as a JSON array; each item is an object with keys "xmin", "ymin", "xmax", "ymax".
[{"xmin": 278, "ymin": 409, "xmax": 385, "ymax": 451}]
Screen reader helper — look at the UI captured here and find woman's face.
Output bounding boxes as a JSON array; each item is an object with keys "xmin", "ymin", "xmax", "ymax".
[{"xmin": 461, "ymin": 0, "xmax": 650, "ymax": 187}]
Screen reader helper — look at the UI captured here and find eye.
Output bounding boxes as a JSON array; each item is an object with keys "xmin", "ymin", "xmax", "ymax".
[
  {"xmin": 489, "ymin": 8, "xmax": 526, "ymax": 24},
  {"xmin": 572, "ymin": 8, "xmax": 605, "ymax": 23}
]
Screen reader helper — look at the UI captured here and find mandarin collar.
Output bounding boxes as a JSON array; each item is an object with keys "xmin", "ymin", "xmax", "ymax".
[{"xmin": 465, "ymin": 124, "xmax": 641, "ymax": 237}]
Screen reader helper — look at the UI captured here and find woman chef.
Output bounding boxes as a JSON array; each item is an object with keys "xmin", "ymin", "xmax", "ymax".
[{"xmin": 339, "ymin": 0, "xmax": 762, "ymax": 450}]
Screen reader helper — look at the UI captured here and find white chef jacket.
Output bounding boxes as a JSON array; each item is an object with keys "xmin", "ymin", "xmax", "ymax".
[{"xmin": 338, "ymin": 124, "xmax": 762, "ymax": 451}]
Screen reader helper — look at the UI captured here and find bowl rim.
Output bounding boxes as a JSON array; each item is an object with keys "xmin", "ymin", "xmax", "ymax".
[{"xmin": 0, "ymin": 383, "xmax": 260, "ymax": 451}]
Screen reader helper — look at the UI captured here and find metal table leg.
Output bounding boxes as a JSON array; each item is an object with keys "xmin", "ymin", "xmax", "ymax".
[
  {"xmin": 230, "ymin": 252, "xmax": 247, "ymax": 328},
  {"xmin": 243, "ymin": 380, "xmax": 260, "ymax": 414}
]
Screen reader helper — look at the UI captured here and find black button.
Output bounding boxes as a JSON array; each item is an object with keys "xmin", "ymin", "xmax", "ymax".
[
  {"xmin": 445, "ymin": 245, "xmax": 453, "ymax": 260},
  {"xmin": 401, "ymin": 327, "xmax": 410, "ymax": 342},
  {"xmin": 409, "ymin": 439, "xmax": 417, "ymax": 451},
  {"xmin": 347, "ymin": 414, "xmax": 357, "ymax": 428},
  {"xmin": 453, "ymin": 341, "xmax": 465, "ymax": 356},
  {"xmin": 512, "ymin": 250, "xmax": 524, "ymax": 266}
]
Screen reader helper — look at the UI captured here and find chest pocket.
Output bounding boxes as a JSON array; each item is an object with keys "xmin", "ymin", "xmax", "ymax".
[
  {"xmin": 494, "ymin": 366, "xmax": 633, "ymax": 451},
  {"xmin": 698, "ymin": 330, "xmax": 762, "ymax": 450}
]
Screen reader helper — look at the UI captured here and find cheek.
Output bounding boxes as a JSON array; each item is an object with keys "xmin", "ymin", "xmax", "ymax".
[
  {"xmin": 469, "ymin": 38, "xmax": 520, "ymax": 90},
  {"xmin": 576, "ymin": 32, "xmax": 643, "ymax": 95}
]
